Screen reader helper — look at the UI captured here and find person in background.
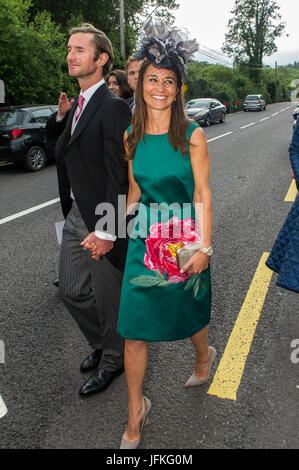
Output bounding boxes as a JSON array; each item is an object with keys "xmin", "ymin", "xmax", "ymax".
[
  {"xmin": 125, "ymin": 56, "xmax": 143, "ymax": 112},
  {"xmin": 107, "ymin": 69, "xmax": 133, "ymax": 100},
  {"xmin": 266, "ymin": 118, "xmax": 299, "ymax": 293},
  {"xmin": 47, "ymin": 23, "xmax": 131, "ymax": 397}
]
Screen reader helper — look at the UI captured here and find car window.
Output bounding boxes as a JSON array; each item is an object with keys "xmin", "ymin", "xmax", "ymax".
[
  {"xmin": 29, "ymin": 108, "xmax": 54, "ymax": 124},
  {"xmin": 186, "ymin": 100, "xmax": 210, "ymax": 109},
  {"xmin": 246, "ymin": 95, "xmax": 258, "ymax": 101},
  {"xmin": 0, "ymin": 110, "xmax": 23, "ymax": 127}
]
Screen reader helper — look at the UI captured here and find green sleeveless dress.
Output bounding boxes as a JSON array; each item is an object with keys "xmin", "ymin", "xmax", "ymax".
[{"xmin": 117, "ymin": 122, "xmax": 211, "ymax": 341}]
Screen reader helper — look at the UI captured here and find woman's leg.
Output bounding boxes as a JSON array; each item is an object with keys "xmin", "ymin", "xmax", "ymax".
[
  {"xmin": 123, "ymin": 339, "xmax": 148, "ymax": 441},
  {"xmin": 190, "ymin": 326, "xmax": 211, "ymax": 380}
]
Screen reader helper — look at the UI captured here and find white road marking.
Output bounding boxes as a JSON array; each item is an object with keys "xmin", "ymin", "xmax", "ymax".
[
  {"xmin": 0, "ymin": 198, "xmax": 60, "ymax": 225},
  {"xmin": 0, "ymin": 394, "xmax": 7, "ymax": 418},
  {"xmin": 207, "ymin": 132, "xmax": 233, "ymax": 143},
  {"xmin": 0, "ymin": 105, "xmax": 291, "ymax": 227},
  {"xmin": 240, "ymin": 122, "xmax": 255, "ymax": 129}
]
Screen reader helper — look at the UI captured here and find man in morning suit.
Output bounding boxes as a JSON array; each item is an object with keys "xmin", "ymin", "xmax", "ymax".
[{"xmin": 47, "ymin": 24, "xmax": 131, "ymax": 397}]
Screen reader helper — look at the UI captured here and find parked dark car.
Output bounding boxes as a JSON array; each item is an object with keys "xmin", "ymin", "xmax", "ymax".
[
  {"xmin": 0, "ymin": 105, "xmax": 58, "ymax": 171},
  {"xmin": 185, "ymin": 98, "xmax": 226, "ymax": 126},
  {"xmin": 243, "ymin": 94, "xmax": 266, "ymax": 111}
]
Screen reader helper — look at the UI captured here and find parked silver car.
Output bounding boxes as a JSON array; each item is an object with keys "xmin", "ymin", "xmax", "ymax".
[
  {"xmin": 185, "ymin": 98, "xmax": 226, "ymax": 126},
  {"xmin": 243, "ymin": 94, "xmax": 266, "ymax": 111}
]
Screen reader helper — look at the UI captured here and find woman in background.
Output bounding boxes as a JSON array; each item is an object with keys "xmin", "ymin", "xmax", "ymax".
[{"xmin": 107, "ymin": 69, "xmax": 133, "ymax": 100}]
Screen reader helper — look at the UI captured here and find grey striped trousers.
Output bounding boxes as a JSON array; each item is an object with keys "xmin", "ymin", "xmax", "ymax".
[{"xmin": 58, "ymin": 201, "xmax": 124, "ymax": 371}]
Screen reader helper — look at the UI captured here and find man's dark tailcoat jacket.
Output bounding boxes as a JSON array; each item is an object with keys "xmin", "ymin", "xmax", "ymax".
[{"xmin": 47, "ymin": 83, "xmax": 132, "ymax": 272}]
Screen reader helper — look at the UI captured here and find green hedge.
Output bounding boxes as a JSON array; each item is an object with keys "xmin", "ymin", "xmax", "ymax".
[{"xmin": 185, "ymin": 62, "xmax": 298, "ymax": 113}]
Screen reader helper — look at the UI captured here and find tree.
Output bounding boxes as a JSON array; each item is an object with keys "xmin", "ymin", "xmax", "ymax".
[
  {"xmin": 0, "ymin": 0, "xmax": 77, "ymax": 105},
  {"xmin": 29, "ymin": 0, "xmax": 179, "ymax": 66},
  {"xmin": 222, "ymin": 0, "xmax": 285, "ymax": 82}
]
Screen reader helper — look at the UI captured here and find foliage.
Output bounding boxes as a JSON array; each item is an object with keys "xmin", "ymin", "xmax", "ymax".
[
  {"xmin": 0, "ymin": 0, "xmax": 79, "ymax": 105},
  {"xmin": 0, "ymin": 0, "xmax": 178, "ymax": 105},
  {"xmin": 222, "ymin": 0, "xmax": 286, "ymax": 82},
  {"xmin": 185, "ymin": 61, "xmax": 299, "ymax": 113},
  {"xmin": 29, "ymin": 0, "xmax": 179, "ymax": 67}
]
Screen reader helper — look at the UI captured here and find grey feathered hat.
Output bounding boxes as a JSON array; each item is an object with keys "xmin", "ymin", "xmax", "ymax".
[{"xmin": 133, "ymin": 18, "xmax": 198, "ymax": 80}]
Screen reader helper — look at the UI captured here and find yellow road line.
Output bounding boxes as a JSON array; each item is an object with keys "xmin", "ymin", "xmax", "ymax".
[
  {"xmin": 284, "ymin": 179, "xmax": 297, "ymax": 202},
  {"xmin": 207, "ymin": 253, "xmax": 273, "ymax": 400}
]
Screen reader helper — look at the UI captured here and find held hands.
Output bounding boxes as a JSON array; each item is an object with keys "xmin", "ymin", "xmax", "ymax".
[
  {"xmin": 81, "ymin": 232, "xmax": 113, "ymax": 261},
  {"xmin": 180, "ymin": 251, "xmax": 210, "ymax": 275},
  {"xmin": 57, "ymin": 92, "xmax": 75, "ymax": 119}
]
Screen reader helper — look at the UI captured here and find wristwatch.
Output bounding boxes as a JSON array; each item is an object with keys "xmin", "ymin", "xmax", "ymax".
[{"xmin": 198, "ymin": 246, "xmax": 213, "ymax": 257}]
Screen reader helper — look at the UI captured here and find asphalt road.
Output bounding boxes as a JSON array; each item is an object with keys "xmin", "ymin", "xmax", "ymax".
[{"xmin": 0, "ymin": 102, "xmax": 298, "ymax": 452}]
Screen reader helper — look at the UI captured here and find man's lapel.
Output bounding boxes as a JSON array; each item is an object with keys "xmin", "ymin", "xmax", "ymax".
[
  {"xmin": 64, "ymin": 97, "xmax": 78, "ymax": 136},
  {"xmin": 66, "ymin": 84, "xmax": 109, "ymax": 149}
]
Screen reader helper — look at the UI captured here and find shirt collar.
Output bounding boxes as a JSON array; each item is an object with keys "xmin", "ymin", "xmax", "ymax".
[{"xmin": 80, "ymin": 79, "xmax": 105, "ymax": 103}]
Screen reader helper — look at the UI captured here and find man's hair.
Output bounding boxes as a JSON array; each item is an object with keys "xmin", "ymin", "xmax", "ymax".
[{"xmin": 69, "ymin": 23, "xmax": 114, "ymax": 76}]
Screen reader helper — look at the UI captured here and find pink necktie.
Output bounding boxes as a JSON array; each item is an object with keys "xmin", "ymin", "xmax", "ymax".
[{"xmin": 75, "ymin": 95, "xmax": 85, "ymax": 122}]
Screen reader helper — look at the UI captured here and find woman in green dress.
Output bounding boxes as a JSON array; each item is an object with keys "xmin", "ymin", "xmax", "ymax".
[
  {"xmin": 88, "ymin": 21, "xmax": 217, "ymax": 448},
  {"xmin": 118, "ymin": 27, "xmax": 217, "ymax": 449}
]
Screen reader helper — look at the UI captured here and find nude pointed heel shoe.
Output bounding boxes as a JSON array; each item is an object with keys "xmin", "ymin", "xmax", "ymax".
[
  {"xmin": 184, "ymin": 346, "xmax": 217, "ymax": 387},
  {"xmin": 120, "ymin": 396, "xmax": 151, "ymax": 449}
]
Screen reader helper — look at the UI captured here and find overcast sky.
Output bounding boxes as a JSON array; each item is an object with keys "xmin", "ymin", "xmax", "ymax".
[{"xmin": 173, "ymin": 0, "xmax": 299, "ymax": 66}]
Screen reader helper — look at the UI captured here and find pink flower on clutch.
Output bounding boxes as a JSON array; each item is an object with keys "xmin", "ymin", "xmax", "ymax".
[{"xmin": 143, "ymin": 217, "xmax": 200, "ymax": 283}]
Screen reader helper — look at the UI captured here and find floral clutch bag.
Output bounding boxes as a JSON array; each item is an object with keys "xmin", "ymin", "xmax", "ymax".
[{"xmin": 176, "ymin": 242, "xmax": 201, "ymax": 271}]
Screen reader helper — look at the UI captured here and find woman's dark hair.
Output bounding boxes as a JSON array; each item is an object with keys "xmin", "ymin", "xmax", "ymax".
[
  {"xmin": 107, "ymin": 69, "xmax": 133, "ymax": 100},
  {"xmin": 126, "ymin": 59, "xmax": 192, "ymax": 161}
]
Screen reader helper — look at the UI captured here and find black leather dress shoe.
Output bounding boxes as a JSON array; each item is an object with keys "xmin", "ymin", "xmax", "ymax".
[
  {"xmin": 79, "ymin": 367, "xmax": 124, "ymax": 397},
  {"xmin": 53, "ymin": 279, "xmax": 59, "ymax": 287},
  {"xmin": 80, "ymin": 349, "xmax": 103, "ymax": 373}
]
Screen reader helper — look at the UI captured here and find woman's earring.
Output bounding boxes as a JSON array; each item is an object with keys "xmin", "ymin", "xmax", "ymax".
[{"xmin": 173, "ymin": 97, "xmax": 177, "ymax": 102}]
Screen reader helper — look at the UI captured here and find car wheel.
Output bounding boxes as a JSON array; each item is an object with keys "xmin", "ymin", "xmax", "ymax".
[
  {"xmin": 220, "ymin": 113, "xmax": 225, "ymax": 123},
  {"xmin": 25, "ymin": 146, "xmax": 46, "ymax": 172},
  {"xmin": 205, "ymin": 116, "xmax": 211, "ymax": 127}
]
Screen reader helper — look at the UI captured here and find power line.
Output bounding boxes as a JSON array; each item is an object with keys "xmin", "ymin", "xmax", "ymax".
[
  {"xmin": 200, "ymin": 44, "xmax": 234, "ymax": 63},
  {"xmin": 196, "ymin": 49, "xmax": 234, "ymax": 67}
]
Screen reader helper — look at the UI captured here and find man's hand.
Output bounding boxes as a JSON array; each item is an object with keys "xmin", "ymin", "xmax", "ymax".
[
  {"xmin": 57, "ymin": 92, "xmax": 75, "ymax": 119},
  {"xmin": 291, "ymin": 169, "xmax": 295, "ymax": 179},
  {"xmin": 81, "ymin": 232, "xmax": 113, "ymax": 260}
]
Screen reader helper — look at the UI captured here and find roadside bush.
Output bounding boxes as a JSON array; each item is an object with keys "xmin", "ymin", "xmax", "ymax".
[{"xmin": 185, "ymin": 61, "xmax": 294, "ymax": 112}]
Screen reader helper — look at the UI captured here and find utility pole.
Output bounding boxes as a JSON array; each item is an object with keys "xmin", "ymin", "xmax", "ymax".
[{"xmin": 120, "ymin": 0, "xmax": 125, "ymax": 60}]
